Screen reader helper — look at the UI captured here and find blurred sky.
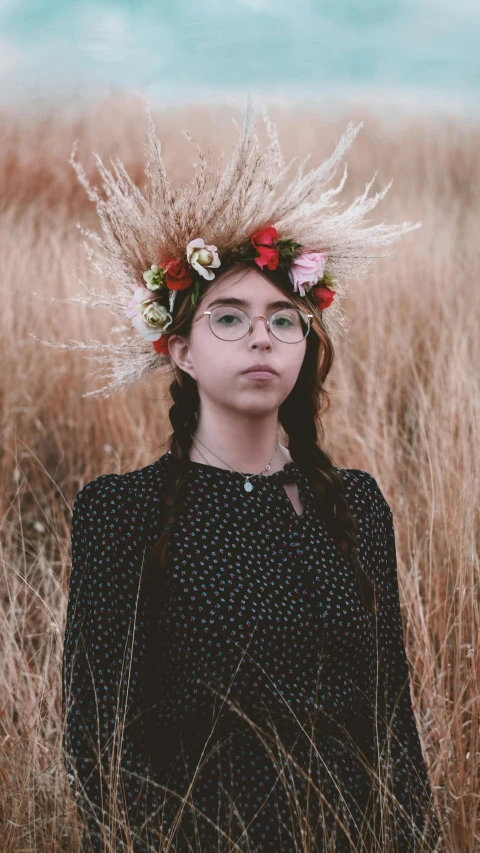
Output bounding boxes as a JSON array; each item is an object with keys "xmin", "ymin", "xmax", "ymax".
[{"xmin": 1, "ymin": 0, "xmax": 479, "ymax": 113}]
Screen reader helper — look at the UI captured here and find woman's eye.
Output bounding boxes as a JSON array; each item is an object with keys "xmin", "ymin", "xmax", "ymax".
[{"xmin": 218, "ymin": 314, "xmax": 240, "ymax": 324}]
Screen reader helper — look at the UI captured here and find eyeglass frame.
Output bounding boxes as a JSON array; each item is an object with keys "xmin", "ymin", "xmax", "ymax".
[{"xmin": 198, "ymin": 306, "xmax": 314, "ymax": 344}]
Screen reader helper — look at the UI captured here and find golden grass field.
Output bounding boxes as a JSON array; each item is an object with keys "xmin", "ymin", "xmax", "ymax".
[{"xmin": 0, "ymin": 95, "xmax": 478, "ymax": 851}]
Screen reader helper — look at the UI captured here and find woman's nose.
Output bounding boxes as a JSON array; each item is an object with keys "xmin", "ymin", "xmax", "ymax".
[{"xmin": 248, "ymin": 315, "xmax": 272, "ymax": 345}]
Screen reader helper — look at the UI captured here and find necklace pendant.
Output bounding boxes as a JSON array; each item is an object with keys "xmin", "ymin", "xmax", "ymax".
[{"xmin": 244, "ymin": 480, "xmax": 254, "ymax": 493}]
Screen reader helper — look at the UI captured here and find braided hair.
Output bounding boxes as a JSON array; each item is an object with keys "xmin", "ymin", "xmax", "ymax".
[{"xmin": 144, "ymin": 263, "xmax": 377, "ymax": 616}]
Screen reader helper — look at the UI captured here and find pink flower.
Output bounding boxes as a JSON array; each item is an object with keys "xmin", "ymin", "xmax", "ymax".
[{"xmin": 288, "ymin": 251, "xmax": 327, "ymax": 297}]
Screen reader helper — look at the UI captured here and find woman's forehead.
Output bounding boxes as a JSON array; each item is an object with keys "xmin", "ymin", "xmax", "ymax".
[{"xmin": 201, "ymin": 266, "xmax": 293, "ymax": 308}]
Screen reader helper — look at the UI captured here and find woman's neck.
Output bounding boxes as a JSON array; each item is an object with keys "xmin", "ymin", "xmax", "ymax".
[{"xmin": 190, "ymin": 410, "xmax": 291, "ymax": 475}]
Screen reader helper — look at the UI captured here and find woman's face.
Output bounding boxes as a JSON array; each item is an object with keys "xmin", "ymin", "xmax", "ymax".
[{"xmin": 168, "ymin": 266, "xmax": 308, "ymax": 418}]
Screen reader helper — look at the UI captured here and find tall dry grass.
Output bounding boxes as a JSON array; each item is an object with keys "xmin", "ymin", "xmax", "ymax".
[{"xmin": 0, "ymin": 94, "xmax": 478, "ymax": 851}]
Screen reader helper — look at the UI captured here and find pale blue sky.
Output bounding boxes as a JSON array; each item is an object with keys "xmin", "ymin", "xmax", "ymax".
[{"xmin": 1, "ymin": 0, "xmax": 479, "ymax": 111}]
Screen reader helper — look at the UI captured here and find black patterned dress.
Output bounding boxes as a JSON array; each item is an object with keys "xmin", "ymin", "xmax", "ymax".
[{"xmin": 63, "ymin": 451, "xmax": 442, "ymax": 852}]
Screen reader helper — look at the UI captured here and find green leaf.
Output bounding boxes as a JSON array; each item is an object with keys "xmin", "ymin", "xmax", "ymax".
[
  {"xmin": 191, "ymin": 279, "xmax": 201, "ymax": 306},
  {"xmin": 277, "ymin": 239, "xmax": 302, "ymax": 251}
]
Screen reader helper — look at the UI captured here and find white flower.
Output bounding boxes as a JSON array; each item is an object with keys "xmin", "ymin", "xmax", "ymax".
[
  {"xmin": 142, "ymin": 301, "xmax": 173, "ymax": 329},
  {"xmin": 130, "ymin": 312, "xmax": 167, "ymax": 342},
  {"xmin": 142, "ymin": 263, "xmax": 165, "ymax": 290},
  {"xmin": 124, "ymin": 286, "xmax": 172, "ymax": 341},
  {"xmin": 186, "ymin": 238, "xmax": 221, "ymax": 280}
]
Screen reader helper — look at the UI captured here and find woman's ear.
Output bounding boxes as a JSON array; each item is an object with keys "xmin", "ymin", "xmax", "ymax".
[{"xmin": 167, "ymin": 334, "xmax": 197, "ymax": 380}]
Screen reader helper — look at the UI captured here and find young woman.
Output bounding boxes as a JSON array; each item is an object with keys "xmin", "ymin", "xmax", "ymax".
[{"xmin": 53, "ymin": 104, "xmax": 443, "ymax": 852}]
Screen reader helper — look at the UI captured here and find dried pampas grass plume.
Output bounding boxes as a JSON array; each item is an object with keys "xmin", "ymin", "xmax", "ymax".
[{"xmin": 31, "ymin": 96, "xmax": 421, "ymax": 399}]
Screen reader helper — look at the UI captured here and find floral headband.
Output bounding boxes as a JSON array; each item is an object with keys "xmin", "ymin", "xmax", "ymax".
[
  {"xmin": 31, "ymin": 98, "xmax": 420, "ymax": 398},
  {"xmin": 125, "ymin": 226, "xmax": 336, "ymax": 356}
]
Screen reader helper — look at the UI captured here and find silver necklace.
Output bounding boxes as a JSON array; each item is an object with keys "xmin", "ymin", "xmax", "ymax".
[{"xmin": 192, "ymin": 435, "xmax": 279, "ymax": 493}]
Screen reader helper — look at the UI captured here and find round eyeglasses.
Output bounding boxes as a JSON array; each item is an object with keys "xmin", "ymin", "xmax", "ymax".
[{"xmin": 200, "ymin": 306, "xmax": 313, "ymax": 344}]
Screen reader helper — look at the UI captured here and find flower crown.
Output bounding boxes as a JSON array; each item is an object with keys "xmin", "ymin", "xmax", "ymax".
[
  {"xmin": 126, "ymin": 226, "xmax": 336, "ymax": 356},
  {"xmin": 31, "ymin": 98, "xmax": 420, "ymax": 398}
]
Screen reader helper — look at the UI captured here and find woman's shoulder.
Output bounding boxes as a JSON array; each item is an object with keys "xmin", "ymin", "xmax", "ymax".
[
  {"xmin": 332, "ymin": 465, "xmax": 393, "ymax": 522},
  {"xmin": 73, "ymin": 450, "xmax": 172, "ymax": 515}
]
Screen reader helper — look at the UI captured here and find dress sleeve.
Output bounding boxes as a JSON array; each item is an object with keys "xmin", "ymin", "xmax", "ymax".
[
  {"xmin": 364, "ymin": 477, "xmax": 442, "ymax": 852},
  {"xmin": 62, "ymin": 478, "xmax": 162, "ymax": 853}
]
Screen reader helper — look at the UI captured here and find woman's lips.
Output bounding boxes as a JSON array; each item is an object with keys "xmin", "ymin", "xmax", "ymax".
[{"xmin": 241, "ymin": 370, "xmax": 278, "ymax": 379}]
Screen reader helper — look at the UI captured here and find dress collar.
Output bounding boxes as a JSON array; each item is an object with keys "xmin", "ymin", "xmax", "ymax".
[
  {"xmin": 184, "ymin": 456, "xmax": 300, "ymax": 484},
  {"xmin": 157, "ymin": 451, "xmax": 303, "ymax": 487},
  {"xmin": 264, "ymin": 460, "xmax": 299, "ymax": 485}
]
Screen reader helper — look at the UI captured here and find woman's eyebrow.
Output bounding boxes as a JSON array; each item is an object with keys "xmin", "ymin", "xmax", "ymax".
[{"xmin": 205, "ymin": 297, "xmax": 293, "ymax": 310}]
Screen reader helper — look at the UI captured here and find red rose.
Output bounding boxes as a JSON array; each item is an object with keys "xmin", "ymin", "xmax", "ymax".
[
  {"xmin": 251, "ymin": 226, "xmax": 279, "ymax": 270},
  {"xmin": 153, "ymin": 335, "xmax": 170, "ymax": 355},
  {"xmin": 163, "ymin": 257, "xmax": 193, "ymax": 290},
  {"xmin": 251, "ymin": 226, "xmax": 279, "ymax": 248},
  {"xmin": 254, "ymin": 246, "xmax": 279, "ymax": 270},
  {"xmin": 313, "ymin": 286, "xmax": 335, "ymax": 310}
]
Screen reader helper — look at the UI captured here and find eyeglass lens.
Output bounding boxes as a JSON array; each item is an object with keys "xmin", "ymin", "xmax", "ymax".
[{"xmin": 209, "ymin": 306, "xmax": 310, "ymax": 343}]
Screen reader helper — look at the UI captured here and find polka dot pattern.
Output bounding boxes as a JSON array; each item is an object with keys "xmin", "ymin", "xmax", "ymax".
[{"xmin": 63, "ymin": 452, "xmax": 441, "ymax": 852}]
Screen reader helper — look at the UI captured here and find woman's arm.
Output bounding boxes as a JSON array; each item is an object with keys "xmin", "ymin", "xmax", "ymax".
[
  {"xmin": 364, "ymin": 476, "xmax": 442, "ymax": 851},
  {"xmin": 62, "ymin": 476, "xmax": 162, "ymax": 852}
]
